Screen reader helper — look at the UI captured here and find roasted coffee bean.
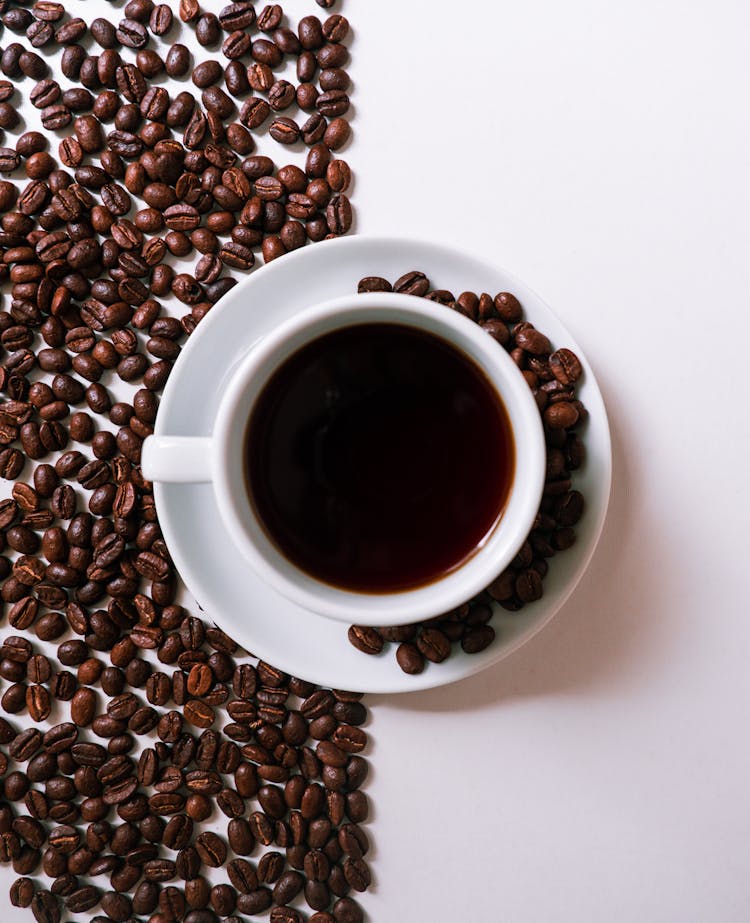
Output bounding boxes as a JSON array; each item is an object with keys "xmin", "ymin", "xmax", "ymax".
[
  {"xmin": 395, "ymin": 642, "xmax": 425, "ymax": 674},
  {"xmin": 221, "ymin": 63, "xmax": 249, "ymax": 101},
  {"xmin": 136, "ymin": 49, "xmax": 164, "ymax": 79},
  {"xmin": 332, "ymin": 897, "xmax": 364, "ymax": 923},
  {"xmin": 296, "ymin": 82, "xmax": 318, "ymax": 111},
  {"xmin": 325, "ymin": 118, "xmax": 351, "ymax": 151},
  {"xmin": 150, "ymin": 4, "xmax": 173, "ymax": 35},
  {"xmin": 117, "ymin": 18, "xmax": 148, "ymax": 48},
  {"xmin": 270, "ymin": 117, "xmax": 301, "ymax": 144},
  {"xmin": 270, "ymin": 80, "xmax": 296, "ymax": 110},
  {"xmin": 194, "ymin": 61, "xmax": 223, "ymax": 89},
  {"xmin": 0, "ymin": 148, "xmax": 21, "ymax": 173},
  {"xmin": 29, "ymin": 82, "xmax": 60, "ymax": 111},
  {"xmin": 89, "ymin": 17, "xmax": 117, "ymax": 48},
  {"xmin": 202, "ymin": 86, "xmax": 234, "ymax": 119},
  {"xmin": 221, "ymin": 1, "xmax": 258, "ymax": 30},
  {"xmin": 273, "ymin": 870, "xmax": 305, "ymax": 905},
  {"xmin": 252, "ymin": 38, "xmax": 283, "ymax": 66},
  {"xmin": 20, "ymin": 50, "xmax": 49, "ymax": 79},
  {"xmin": 166, "ymin": 43, "xmax": 191, "ymax": 77},
  {"xmin": 302, "ymin": 113, "xmax": 327, "ymax": 145},
  {"xmin": 326, "ymin": 193, "xmax": 352, "ymax": 233},
  {"xmin": 31, "ymin": 890, "xmax": 60, "ymax": 923},
  {"xmin": 299, "ymin": 15, "xmax": 325, "ymax": 49},
  {"xmin": 544, "ymin": 401, "xmax": 579, "ymax": 428},
  {"xmin": 223, "ymin": 30, "xmax": 252, "ymax": 59},
  {"xmin": 324, "ymin": 14, "xmax": 350, "ymax": 42},
  {"xmin": 416, "ymin": 628, "xmax": 451, "ymax": 664},
  {"xmin": 10, "ymin": 876, "xmax": 35, "ymax": 908},
  {"xmin": 318, "ymin": 43, "xmax": 349, "ymax": 68},
  {"xmin": 195, "ymin": 831, "xmax": 227, "ymax": 868},
  {"xmin": 461, "ymin": 624, "xmax": 496, "ymax": 653},
  {"xmin": 347, "ymin": 626, "xmax": 383, "ymax": 655}
]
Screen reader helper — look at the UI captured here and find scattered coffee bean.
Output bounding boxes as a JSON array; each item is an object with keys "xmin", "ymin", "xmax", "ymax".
[
  {"xmin": 348, "ymin": 271, "xmax": 587, "ymax": 672},
  {"xmin": 0, "ymin": 6, "xmax": 363, "ymax": 921}
]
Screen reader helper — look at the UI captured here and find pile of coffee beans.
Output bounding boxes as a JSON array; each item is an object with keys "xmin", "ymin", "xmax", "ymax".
[
  {"xmin": 348, "ymin": 271, "xmax": 586, "ymax": 675},
  {"xmin": 0, "ymin": 660, "xmax": 370, "ymax": 923},
  {"xmin": 0, "ymin": 1, "xmax": 367, "ymax": 921}
]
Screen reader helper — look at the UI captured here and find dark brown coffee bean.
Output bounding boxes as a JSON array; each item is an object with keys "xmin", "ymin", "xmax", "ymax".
[
  {"xmin": 9, "ymin": 727, "xmax": 41, "ymax": 762},
  {"xmin": 461, "ymin": 624, "xmax": 496, "ymax": 653},
  {"xmin": 271, "ymin": 907, "xmax": 303, "ymax": 923},
  {"xmin": 89, "ymin": 17, "xmax": 116, "ymax": 47},
  {"xmin": 273, "ymin": 870, "xmax": 304, "ymax": 905},
  {"xmin": 202, "ymin": 86, "xmax": 234, "ymax": 119},
  {"xmin": 323, "ymin": 118, "xmax": 352, "ymax": 152},
  {"xmin": 269, "ymin": 79, "xmax": 296, "ymax": 110},
  {"xmin": 236, "ymin": 888, "xmax": 273, "ymax": 915},
  {"xmin": 0, "ymin": 147, "xmax": 21, "ymax": 173},
  {"xmin": 195, "ymin": 831, "xmax": 227, "ymax": 867},
  {"xmin": 219, "ymin": 240, "xmax": 255, "ymax": 269},
  {"xmin": 7, "ymin": 439, "xmax": 34, "ymax": 475},
  {"xmin": 144, "ymin": 857, "xmax": 177, "ymax": 882},
  {"xmin": 299, "ymin": 15, "xmax": 325, "ymax": 50},
  {"xmin": 342, "ymin": 856, "xmax": 370, "ymax": 892},
  {"xmin": 4, "ymin": 9, "xmax": 33, "ymax": 31},
  {"xmin": 41, "ymin": 103, "xmax": 74, "ymax": 132},
  {"xmin": 315, "ymin": 90, "xmax": 349, "ymax": 118},
  {"xmin": 223, "ymin": 29, "xmax": 252, "ymax": 59},
  {"xmin": 302, "ymin": 113, "xmax": 327, "ymax": 144},
  {"xmin": 543, "ymin": 401, "xmax": 579, "ymax": 429},
  {"xmin": 355, "ymin": 275, "xmax": 391, "ymax": 297},
  {"xmin": 324, "ymin": 14, "xmax": 350, "ymax": 42},
  {"xmin": 247, "ymin": 62, "xmax": 273, "ymax": 94},
  {"xmin": 166, "ymin": 43, "xmax": 191, "ymax": 77},
  {"xmin": 549, "ymin": 347, "xmax": 583, "ymax": 385},
  {"xmin": 515, "ymin": 567, "xmax": 544, "ymax": 602},
  {"xmin": 10, "ymin": 876, "xmax": 35, "ymax": 908},
  {"xmin": 396, "ymin": 642, "xmax": 425, "ymax": 674},
  {"xmin": 19, "ymin": 49, "xmax": 48, "ymax": 79},
  {"xmin": 394, "ymin": 269, "xmax": 430, "ymax": 296},
  {"xmin": 149, "ymin": 4, "xmax": 173, "ymax": 35},
  {"xmin": 1, "ymin": 44, "xmax": 24, "ymax": 78},
  {"xmin": 117, "ymin": 18, "xmax": 149, "ymax": 48},
  {"xmin": 347, "ymin": 625, "xmax": 383, "ymax": 655},
  {"xmin": 319, "ymin": 67, "xmax": 351, "ymax": 90},
  {"xmin": 222, "ymin": 816, "xmax": 254, "ymax": 857},
  {"xmin": 273, "ymin": 27, "xmax": 302, "ymax": 55},
  {"xmin": 220, "ymin": 1, "xmax": 258, "ymax": 30},
  {"xmin": 416, "ymin": 627, "xmax": 451, "ymax": 663},
  {"xmin": 252, "ymin": 38, "xmax": 283, "ymax": 66},
  {"xmin": 134, "ymin": 49, "xmax": 163, "ymax": 79},
  {"xmin": 318, "ymin": 43, "xmax": 349, "ymax": 68},
  {"xmin": 100, "ymin": 891, "xmax": 132, "ymax": 921},
  {"xmin": 279, "ymin": 220, "xmax": 305, "ymax": 251},
  {"xmin": 194, "ymin": 60, "xmax": 223, "ymax": 89},
  {"xmin": 326, "ymin": 193, "xmax": 352, "ymax": 233},
  {"xmin": 31, "ymin": 890, "xmax": 61, "ymax": 923},
  {"xmin": 554, "ymin": 489, "xmax": 584, "ymax": 527},
  {"xmin": 270, "ymin": 117, "xmax": 300, "ymax": 144}
]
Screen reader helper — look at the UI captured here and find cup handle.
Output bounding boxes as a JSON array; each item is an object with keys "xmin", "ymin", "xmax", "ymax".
[{"xmin": 141, "ymin": 435, "xmax": 213, "ymax": 483}]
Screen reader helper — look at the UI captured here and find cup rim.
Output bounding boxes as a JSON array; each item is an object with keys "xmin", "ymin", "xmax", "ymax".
[{"xmin": 211, "ymin": 292, "xmax": 546, "ymax": 626}]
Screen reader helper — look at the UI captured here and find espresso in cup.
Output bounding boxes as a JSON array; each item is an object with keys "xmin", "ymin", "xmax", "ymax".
[
  {"xmin": 143, "ymin": 292, "xmax": 544, "ymax": 625},
  {"xmin": 245, "ymin": 322, "xmax": 515, "ymax": 593}
]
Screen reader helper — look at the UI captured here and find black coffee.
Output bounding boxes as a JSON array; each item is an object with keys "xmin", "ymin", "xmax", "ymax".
[{"xmin": 245, "ymin": 323, "xmax": 514, "ymax": 593}]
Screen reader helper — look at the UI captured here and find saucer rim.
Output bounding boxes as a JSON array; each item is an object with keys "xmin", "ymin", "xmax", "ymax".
[{"xmin": 153, "ymin": 234, "xmax": 613, "ymax": 693}]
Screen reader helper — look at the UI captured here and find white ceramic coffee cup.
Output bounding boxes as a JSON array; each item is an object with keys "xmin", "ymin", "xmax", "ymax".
[{"xmin": 141, "ymin": 293, "xmax": 546, "ymax": 626}]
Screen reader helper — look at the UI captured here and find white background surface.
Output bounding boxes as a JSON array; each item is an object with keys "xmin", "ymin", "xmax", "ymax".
[
  {"xmin": 352, "ymin": 2, "xmax": 750, "ymax": 922},
  {"xmin": 1, "ymin": 1, "xmax": 749, "ymax": 921}
]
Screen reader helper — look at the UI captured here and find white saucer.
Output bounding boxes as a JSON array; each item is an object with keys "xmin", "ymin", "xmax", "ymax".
[{"xmin": 154, "ymin": 236, "xmax": 612, "ymax": 693}]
